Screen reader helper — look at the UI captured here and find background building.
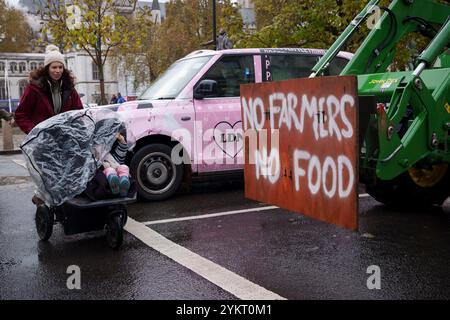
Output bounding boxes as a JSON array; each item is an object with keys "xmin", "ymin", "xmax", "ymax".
[
  {"xmin": 65, "ymin": 52, "xmax": 119, "ymax": 105},
  {"xmin": 150, "ymin": 0, "xmax": 162, "ymax": 25},
  {"xmin": 0, "ymin": 51, "xmax": 119, "ymax": 105},
  {"xmin": 237, "ymin": 0, "xmax": 254, "ymax": 8},
  {"xmin": 237, "ymin": 0, "xmax": 256, "ymax": 32},
  {"xmin": 0, "ymin": 52, "xmax": 44, "ymax": 101}
]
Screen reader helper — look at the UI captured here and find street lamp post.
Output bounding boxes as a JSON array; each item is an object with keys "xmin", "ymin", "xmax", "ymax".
[
  {"xmin": 0, "ymin": 33, "xmax": 11, "ymax": 112},
  {"xmin": 212, "ymin": 0, "xmax": 217, "ymax": 50},
  {"xmin": 0, "ymin": 34, "xmax": 14, "ymax": 151}
]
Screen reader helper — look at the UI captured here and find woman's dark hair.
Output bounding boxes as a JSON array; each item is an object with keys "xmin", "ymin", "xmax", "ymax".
[{"xmin": 30, "ymin": 65, "xmax": 76, "ymax": 88}]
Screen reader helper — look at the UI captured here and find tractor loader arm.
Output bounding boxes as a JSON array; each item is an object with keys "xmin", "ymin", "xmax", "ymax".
[{"xmin": 311, "ymin": 0, "xmax": 450, "ymax": 206}]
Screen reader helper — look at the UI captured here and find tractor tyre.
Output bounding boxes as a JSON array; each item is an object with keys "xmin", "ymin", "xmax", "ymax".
[{"xmin": 366, "ymin": 163, "xmax": 450, "ymax": 207}]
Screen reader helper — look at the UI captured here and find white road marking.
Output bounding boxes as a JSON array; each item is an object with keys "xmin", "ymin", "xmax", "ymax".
[
  {"xmin": 125, "ymin": 217, "xmax": 286, "ymax": 300},
  {"xmin": 12, "ymin": 159, "xmax": 27, "ymax": 169},
  {"xmin": 359, "ymin": 193, "xmax": 371, "ymax": 198},
  {"xmin": 143, "ymin": 205, "xmax": 278, "ymax": 226},
  {"xmin": 144, "ymin": 194, "xmax": 372, "ymax": 225}
]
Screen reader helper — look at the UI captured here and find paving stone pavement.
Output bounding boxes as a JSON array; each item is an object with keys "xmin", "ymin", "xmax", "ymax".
[{"xmin": 0, "ymin": 153, "xmax": 30, "ymax": 186}]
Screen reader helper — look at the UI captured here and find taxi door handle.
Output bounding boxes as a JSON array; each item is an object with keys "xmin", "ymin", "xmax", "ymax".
[{"xmin": 181, "ymin": 116, "xmax": 191, "ymax": 121}]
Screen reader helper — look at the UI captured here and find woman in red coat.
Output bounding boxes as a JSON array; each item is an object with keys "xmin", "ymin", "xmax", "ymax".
[{"xmin": 15, "ymin": 45, "xmax": 83, "ymax": 134}]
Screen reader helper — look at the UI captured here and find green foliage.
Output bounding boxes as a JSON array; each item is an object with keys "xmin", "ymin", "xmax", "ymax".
[
  {"xmin": 119, "ymin": 0, "xmax": 243, "ymax": 88},
  {"xmin": 0, "ymin": 0, "xmax": 34, "ymax": 52},
  {"xmin": 238, "ymin": 0, "xmax": 392, "ymax": 49},
  {"xmin": 235, "ymin": 0, "xmax": 447, "ymax": 70}
]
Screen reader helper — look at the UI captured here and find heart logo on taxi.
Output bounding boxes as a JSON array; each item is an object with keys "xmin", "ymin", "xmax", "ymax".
[{"xmin": 213, "ymin": 121, "xmax": 243, "ymax": 158}]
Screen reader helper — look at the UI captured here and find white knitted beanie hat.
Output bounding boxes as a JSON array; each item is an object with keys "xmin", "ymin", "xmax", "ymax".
[{"xmin": 44, "ymin": 45, "xmax": 66, "ymax": 68}]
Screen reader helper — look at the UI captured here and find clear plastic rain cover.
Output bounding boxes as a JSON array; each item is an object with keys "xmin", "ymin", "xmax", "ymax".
[{"xmin": 20, "ymin": 108, "xmax": 135, "ymax": 207}]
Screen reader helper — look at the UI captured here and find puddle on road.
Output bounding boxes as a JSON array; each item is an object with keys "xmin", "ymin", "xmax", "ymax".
[{"xmin": 0, "ymin": 176, "xmax": 32, "ymax": 186}]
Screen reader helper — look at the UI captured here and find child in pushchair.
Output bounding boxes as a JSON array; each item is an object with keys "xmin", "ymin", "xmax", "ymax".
[
  {"xmin": 102, "ymin": 131, "xmax": 131, "ymax": 197},
  {"xmin": 21, "ymin": 109, "xmax": 136, "ymax": 249}
]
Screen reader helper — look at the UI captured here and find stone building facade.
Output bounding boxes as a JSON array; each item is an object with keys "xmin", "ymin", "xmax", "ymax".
[
  {"xmin": 0, "ymin": 51, "xmax": 118, "ymax": 105},
  {"xmin": 0, "ymin": 53, "xmax": 44, "ymax": 101}
]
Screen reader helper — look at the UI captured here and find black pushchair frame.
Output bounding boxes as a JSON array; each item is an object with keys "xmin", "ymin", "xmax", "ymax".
[{"xmin": 35, "ymin": 195, "xmax": 136, "ymax": 249}]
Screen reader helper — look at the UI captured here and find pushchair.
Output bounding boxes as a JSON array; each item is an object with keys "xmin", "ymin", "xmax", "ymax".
[{"xmin": 21, "ymin": 109, "xmax": 136, "ymax": 249}]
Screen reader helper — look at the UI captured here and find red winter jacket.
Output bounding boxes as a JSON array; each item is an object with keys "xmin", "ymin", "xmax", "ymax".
[{"xmin": 15, "ymin": 79, "xmax": 83, "ymax": 134}]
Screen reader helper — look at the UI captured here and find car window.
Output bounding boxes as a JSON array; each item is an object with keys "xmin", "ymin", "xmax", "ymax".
[
  {"xmin": 263, "ymin": 55, "xmax": 319, "ymax": 82},
  {"xmin": 200, "ymin": 55, "xmax": 255, "ymax": 98},
  {"xmin": 139, "ymin": 55, "xmax": 212, "ymax": 100},
  {"xmin": 262, "ymin": 54, "xmax": 350, "ymax": 81},
  {"xmin": 324, "ymin": 57, "xmax": 350, "ymax": 76}
]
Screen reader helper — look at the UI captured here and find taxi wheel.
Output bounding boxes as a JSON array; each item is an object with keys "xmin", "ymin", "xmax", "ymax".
[{"xmin": 130, "ymin": 144, "xmax": 183, "ymax": 201}]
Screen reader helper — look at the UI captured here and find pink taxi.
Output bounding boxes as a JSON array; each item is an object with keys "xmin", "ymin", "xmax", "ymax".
[{"xmin": 116, "ymin": 48, "xmax": 353, "ymax": 200}]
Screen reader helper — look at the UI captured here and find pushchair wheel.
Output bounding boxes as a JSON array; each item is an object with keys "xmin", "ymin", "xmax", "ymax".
[
  {"xmin": 35, "ymin": 204, "xmax": 54, "ymax": 241},
  {"xmin": 105, "ymin": 213, "xmax": 124, "ymax": 249}
]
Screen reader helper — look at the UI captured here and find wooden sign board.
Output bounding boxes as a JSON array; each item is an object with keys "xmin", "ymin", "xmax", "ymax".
[{"xmin": 241, "ymin": 76, "xmax": 358, "ymax": 230}]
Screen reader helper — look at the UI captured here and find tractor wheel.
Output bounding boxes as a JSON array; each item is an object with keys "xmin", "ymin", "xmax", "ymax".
[{"xmin": 366, "ymin": 163, "xmax": 450, "ymax": 207}]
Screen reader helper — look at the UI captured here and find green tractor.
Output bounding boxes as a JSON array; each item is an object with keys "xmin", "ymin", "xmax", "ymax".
[{"xmin": 310, "ymin": 0, "xmax": 450, "ymax": 207}]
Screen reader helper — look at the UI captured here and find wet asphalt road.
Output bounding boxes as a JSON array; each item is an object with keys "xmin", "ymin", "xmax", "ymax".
[{"xmin": 1, "ymin": 154, "xmax": 450, "ymax": 300}]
